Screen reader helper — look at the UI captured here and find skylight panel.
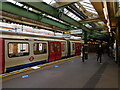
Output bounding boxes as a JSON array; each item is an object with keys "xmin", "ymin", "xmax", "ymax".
[
  {"xmin": 83, "ymin": 5, "xmax": 95, "ymax": 10},
  {"xmin": 64, "ymin": 8, "xmax": 69, "ymax": 14},
  {"xmin": 74, "ymin": 3, "xmax": 80, "ymax": 9},
  {"xmin": 16, "ymin": 2, "xmax": 23, "ymax": 7},
  {"xmin": 23, "ymin": 6, "xmax": 28, "ymax": 9},
  {"xmin": 66, "ymin": 12, "xmax": 81, "ymax": 21},
  {"xmin": 83, "ymin": 6, "xmax": 96, "ymax": 11},
  {"xmin": 6, "ymin": 0, "xmax": 16, "ymax": 4},
  {"xmin": 29, "ymin": 7, "xmax": 33, "ymax": 11},
  {"xmin": 85, "ymin": 23, "xmax": 92, "ymax": 28},
  {"xmin": 80, "ymin": 1, "xmax": 94, "ymax": 9},
  {"xmin": 86, "ymin": 9, "xmax": 98, "ymax": 14},
  {"xmin": 79, "ymin": 0, "xmax": 98, "ymax": 15},
  {"xmin": 81, "ymin": 0, "xmax": 91, "ymax": 4},
  {"xmin": 42, "ymin": 0, "xmax": 56, "ymax": 5}
]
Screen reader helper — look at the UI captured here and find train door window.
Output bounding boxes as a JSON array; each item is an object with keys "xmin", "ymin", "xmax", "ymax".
[
  {"xmin": 34, "ymin": 43, "xmax": 47, "ymax": 55},
  {"xmin": 50, "ymin": 42, "xmax": 54, "ymax": 53},
  {"xmin": 72, "ymin": 43, "xmax": 75, "ymax": 50},
  {"xmin": 56, "ymin": 43, "xmax": 61, "ymax": 52},
  {"xmin": 8, "ymin": 43, "xmax": 29, "ymax": 58},
  {"xmin": 61, "ymin": 42, "xmax": 65, "ymax": 52}
]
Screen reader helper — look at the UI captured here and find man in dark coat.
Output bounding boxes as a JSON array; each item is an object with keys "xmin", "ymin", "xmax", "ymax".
[{"xmin": 96, "ymin": 45, "xmax": 103, "ymax": 63}]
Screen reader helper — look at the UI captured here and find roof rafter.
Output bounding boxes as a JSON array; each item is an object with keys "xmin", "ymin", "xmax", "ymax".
[
  {"xmin": 17, "ymin": 2, "xmax": 91, "ymax": 32},
  {"xmin": 1, "ymin": 2, "xmax": 75, "ymax": 30}
]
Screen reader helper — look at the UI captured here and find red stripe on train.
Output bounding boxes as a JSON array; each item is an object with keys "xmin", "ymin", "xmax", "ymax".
[{"xmin": 0, "ymin": 39, "xmax": 5, "ymax": 73}]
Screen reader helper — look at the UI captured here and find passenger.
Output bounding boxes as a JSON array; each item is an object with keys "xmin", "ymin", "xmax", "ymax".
[
  {"xmin": 82, "ymin": 46, "xmax": 85, "ymax": 62},
  {"xmin": 109, "ymin": 47, "xmax": 112, "ymax": 57},
  {"xmin": 96, "ymin": 45, "xmax": 103, "ymax": 63}
]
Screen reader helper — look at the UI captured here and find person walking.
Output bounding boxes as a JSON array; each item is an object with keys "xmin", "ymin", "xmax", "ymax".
[
  {"xmin": 96, "ymin": 45, "xmax": 103, "ymax": 63},
  {"xmin": 82, "ymin": 46, "xmax": 85, "ymax": 62}
]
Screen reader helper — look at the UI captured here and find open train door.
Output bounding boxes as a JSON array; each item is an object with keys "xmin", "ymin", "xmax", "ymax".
[
  {"xmin": 75, "ymin": 42, "xmax": 81, "ymax": 55},
  {"xmin": 55, "ymin": 41, "xmax": 62, "ymax": 60},
  {"xmin": 48, "ymin": 41, "xmax": 56, "ymax": 62},
  {"xmin": 0, "ymin": 39, "xmax": 4, "ymax": 73}
]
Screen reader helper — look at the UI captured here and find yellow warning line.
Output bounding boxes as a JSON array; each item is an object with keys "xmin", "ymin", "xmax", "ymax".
[{"xmin": 1, "ymin": 56, "xmax": 80, "ymax": 78}]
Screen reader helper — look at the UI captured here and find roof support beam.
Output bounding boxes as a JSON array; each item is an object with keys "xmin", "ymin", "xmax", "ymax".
[
  {"xmin": 90, "ymin": 1, "xmax": 107, "ymax": 24},
  {"xmin": 1, "ymin": 2, "xmax": 74, "ymax": 30},
  {"xmin": 19, "ymin": 2, "xmax": 91, "ymax": 32},
  {"xmin": 79, "ymin": 18, "xmax": 101, "ymax": 23}
]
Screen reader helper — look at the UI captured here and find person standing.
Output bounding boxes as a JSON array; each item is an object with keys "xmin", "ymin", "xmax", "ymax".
[{"xmin": 96, "ymin": 45, "xmax": 103, "ymax": 63}]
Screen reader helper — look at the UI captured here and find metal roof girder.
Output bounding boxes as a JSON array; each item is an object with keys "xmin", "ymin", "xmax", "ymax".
[
  {"xmin": 1, "ymin": 2, "xmax": 74, "ymax": 30},
  {"xmin": 21, "ymin": 2, "xmax": 91, "ymax": 32}
]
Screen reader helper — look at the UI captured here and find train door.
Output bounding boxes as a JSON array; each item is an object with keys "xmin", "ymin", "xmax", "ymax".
[
  {"xmin": 75, "ymin": 43, "xmax": 81, "ymax": 55},
  {"xmin": 48, "ymin": 41, "xmax": 55, "ymax": 62},
  {"xmin": 55, "ymin": 41, "xmax": 61, "ymax": 60},
  {"xmin": 0, "ymin": 39, "xmax": 4, "ymax": 73},
  {"xmin": 71, "ymin": 42, "xmax": 76, "ymax": 56},
  {"xmin": 48, "ymin": 41, "xmax": 61, "ymax": 62}
]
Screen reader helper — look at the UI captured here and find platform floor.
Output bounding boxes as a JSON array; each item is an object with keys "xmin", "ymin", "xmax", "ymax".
[{"xmin": 2, "ymin": 53, "xmax": 119, "ymax": 88}]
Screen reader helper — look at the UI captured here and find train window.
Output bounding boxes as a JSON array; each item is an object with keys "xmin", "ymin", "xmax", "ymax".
[
  {"xmin": 62, "ymin": 42, "xmax": 65, "ymax": 52},
  {"xmin": 56, "ymin": 43, "xmax": 61, "ymax": 52},
  {"xmin": 34, "ymin": 43, "xmax": 47, "ymax": 55},
  {"xmin": 50, "ymin": 42, "xmax": 54, "ymax": 53},
  {"xmin": 72, "ymin": 43, "xmax": 75, "ymax": 50},
  {"xmin": 8, "ymin": 43, "xmax": 29, "ymax": 58}
]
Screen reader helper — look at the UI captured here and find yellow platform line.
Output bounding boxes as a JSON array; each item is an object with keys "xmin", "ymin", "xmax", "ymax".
[{"xmin": 1, "ymin": 56, "xmax": 80, "ymax": 78}]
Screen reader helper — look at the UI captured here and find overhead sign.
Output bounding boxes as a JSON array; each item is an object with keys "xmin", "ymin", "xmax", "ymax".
[{"xmin": 63, "ymin": 31, "xmax": 71, "ymax": 39}]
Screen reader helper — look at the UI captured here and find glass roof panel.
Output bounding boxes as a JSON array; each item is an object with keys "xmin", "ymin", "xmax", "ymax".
[
  {"xmin": 80, "ymin": 0, "xmax": 98, "ymax": 14},
  {"xmin": 42, "ymin": 0, "xmax": 56, "ymax": 5},
  {"xmin": 86, "ymin": 9, "xmax": 98, "ymax": 14},
  {"xmin": 74, "ymin": 3, "xmax": 80, "ymax": 8},
  {"xmin": 6, "ymin": 0, "xmax": 16, "ymax": 4},
  {"xmin": 65, "ymin": 10, "xmax": 81, "ymax": 21}
]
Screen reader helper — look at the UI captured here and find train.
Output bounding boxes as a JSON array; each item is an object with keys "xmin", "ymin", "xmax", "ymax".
[{"xmin": 0, "ymin": 31, "xmax": 82, "ymax": 73}]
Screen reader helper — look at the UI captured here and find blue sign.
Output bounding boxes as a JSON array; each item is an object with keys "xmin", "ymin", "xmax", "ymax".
[
  {"xmin": 22, "ymin": 75, "xmax": 29, "ymax": 78},
  {"xmin": 54, "ymin": 65, "xmax": 59, "ymax": 68}
]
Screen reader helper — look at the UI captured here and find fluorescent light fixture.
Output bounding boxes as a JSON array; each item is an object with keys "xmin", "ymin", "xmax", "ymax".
[
  {"xmin": 103, "ymin": 8, "xmax": 107, "ymax": 20},
  {"xmin": 16, "ymin": 2, "xmax": 23, "ymax": 7},
  {"xmin": 6, "ymin": 0, "xmax": 16, "ymax": 4},
  {"xmin": 29, "ymin": 7, "xmax": 33, "ymax": 11},
  {"xmin": 103, "ymin": 0, "xmax": 108, "ymax": 20},
  {"xmin": 108, "ymin": 25, "xmax": 111, "ymax": 32}
]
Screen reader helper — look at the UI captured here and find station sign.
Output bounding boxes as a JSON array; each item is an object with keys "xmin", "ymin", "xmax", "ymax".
[{"xmin": 63, "ymin": 31, "xmax": 71, "ymax": 39}]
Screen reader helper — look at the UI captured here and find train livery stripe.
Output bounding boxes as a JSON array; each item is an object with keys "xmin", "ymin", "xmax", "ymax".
[
  {"xmin": 0, "ymin": 39, "xmax": 5, "ymax": 73},
  {"xmin": 6, "ymin": 60, "xmax": 47, "ymax": 73},
  {"xmin": 0, "ymin": 26, "xmax": 14, "ymax": 30}
]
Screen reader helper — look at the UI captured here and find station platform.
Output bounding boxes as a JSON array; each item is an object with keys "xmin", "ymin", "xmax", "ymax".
[{"xmin": 2, "ymin": 53, "xmax": 119, "ymax": 89}]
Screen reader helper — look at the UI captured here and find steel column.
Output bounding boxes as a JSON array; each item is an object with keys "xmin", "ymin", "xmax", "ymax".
[{"xmin": 84, "ymin": 30, "xmax": 88, "ymax": 59}]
